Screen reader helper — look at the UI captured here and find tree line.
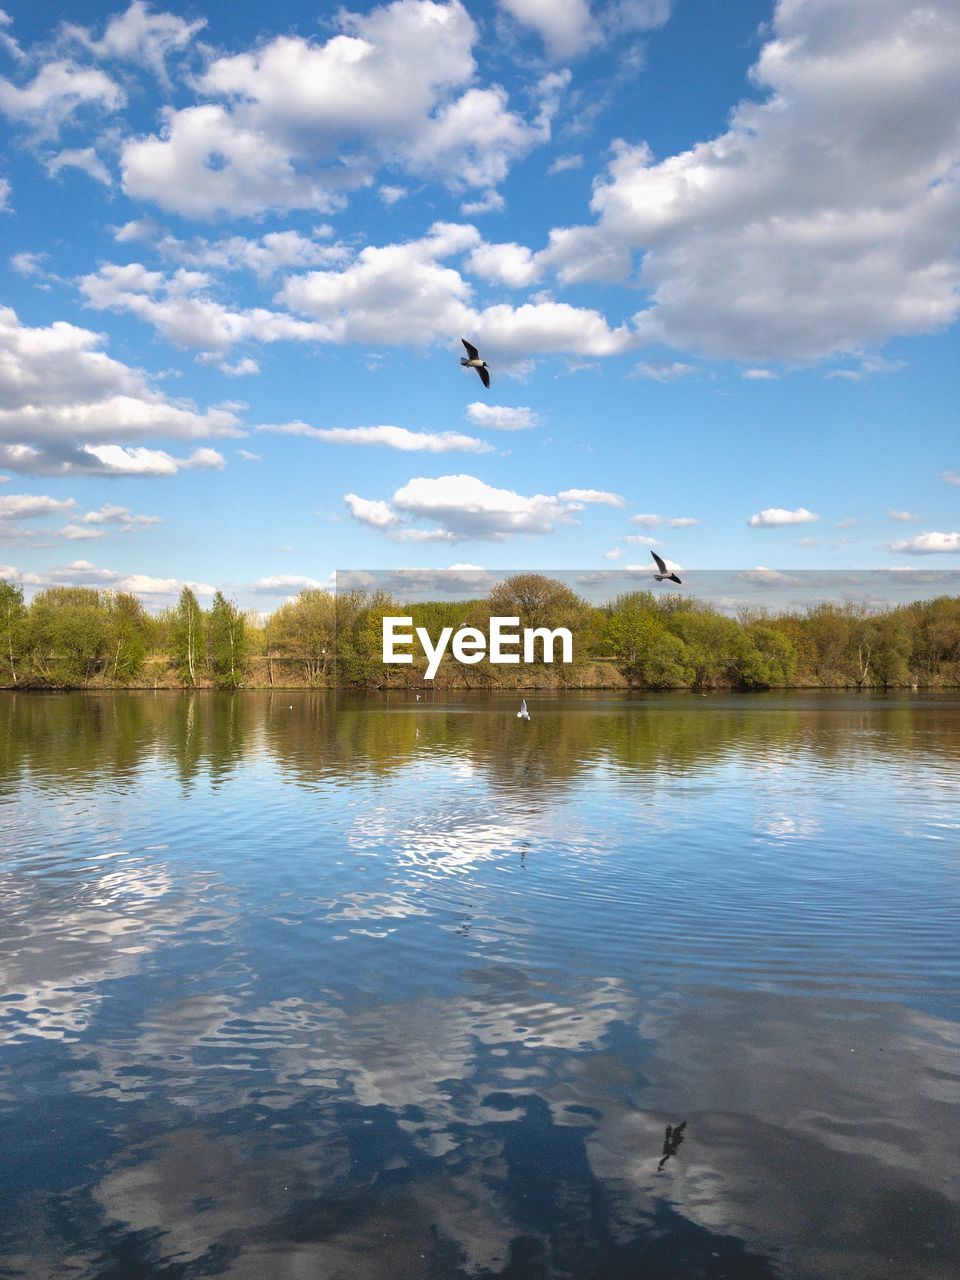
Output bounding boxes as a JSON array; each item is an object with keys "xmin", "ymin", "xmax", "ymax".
[{"xmin": 2, "ymin": 574, "xmax": 960, "ymax": 690}]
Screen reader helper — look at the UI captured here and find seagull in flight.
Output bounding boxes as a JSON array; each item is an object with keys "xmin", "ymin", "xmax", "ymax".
[
  {"xmin": 460, "ymin": 339, "xmax": 490, "ymax": 388},
  {"xmin": 651, "ymin": 551, "xmax": 682, "ymax": 584},
  {"xmin": 517, "ymin": 698, "xmax": 530, "ymax": 721}
]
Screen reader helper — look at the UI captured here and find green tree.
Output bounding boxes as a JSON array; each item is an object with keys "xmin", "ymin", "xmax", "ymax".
[
  {"xmin": 172, "ymin": 586, "xmax": 205, "ymax": 686},
  {"xmin": 0, "ymin": 580, "xmax": 25, "ymax": 686},
  {"xmin": 266, "ymin": 588, "xmax": 334, "ymax": 684},
  {"xmin": 605, "ymin": 593, "xmax": 692, "ymax": 687},
  {"xmin": 104, "ymin": 591, "xmax": 149, "ymax": 684},
  {"xmin": 25, "ymin": 587, "xmax": 108, "ymax": 686},
  {"xmin": 207, "ymin": 590, "xmax": 247, "ymax": 688}
]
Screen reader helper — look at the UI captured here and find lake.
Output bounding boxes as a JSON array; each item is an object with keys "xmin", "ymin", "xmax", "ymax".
[{"xmin": 1, "ymin": 690, "xmax": 959, "ymax": 1279}]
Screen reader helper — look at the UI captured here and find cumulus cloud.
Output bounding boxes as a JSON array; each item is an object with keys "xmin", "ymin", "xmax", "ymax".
[
  {"xmin": 86, "ymin": 223, "xmax": 635, "ymax": 365},
  {"xmin": 113, "ymin": 221, "xmax": 349, "ymax": 278},
  {"xmin": 497, "ymin": 0, "xmax": 669, "ymax": 60},
  {"xmin": 278, "ymin": 222, "xmax": 634, "ymax": 358},
  {"xmin": 887, "ymin": 509, "xmax": 919, "ymax": 523},
  {"xmin": 466, "ymin": 240, "xmax": 540, "ymax": 287},
  {"xmin": 942, "ymin": 470, "xmax": 960, "ymax": 486},
  {"xmin": 45, "ymin": 146, "xmax": 112, "ymax": 185},
  {"xmin": 630, "ymin": 513, "xmax": 661, "ymax": 528},
  {"xmin": 0, "ymin": 443, "xmax": 225, "ymax": 478},
  {"xmin": 0, "ymin": 307, "xmax": 237, "ymax": 477},
  {"xmin": 557, "ymin": 487, "xmax": 625, "ymax": 506},
  {"xmin": 668, "ymin": 516, "xmax": 699, "ymax": 528},
  {"xmin": 543, "ymin": 0, "xmax": 960, "ymax": 361},
  {"xmin": 0, "ymin": 60, "xmax": 123, "ymax": 139},
  {"xmin": 344, "ymin": 473, "xmax": 618, "ymax": 542},
  {"xmin": 548, "ymin": 153, "xmax": 582, "ymax": 175},
  {"xmin": 121, "ymin": 0, "xmax": 558, "ymax": 218},
  {"xmin": 890, "ymin": 531, "xmax": 960, "ymax": 554},
  {"xmin": 0, "ymin": 493, "xmax": 76, "ymax": 521},
  {"xmin": 736, "ymin": 567, "xmax": 802, "ymax": 586},
  {"xmin": 465, "ymin": 402, "xmax": 541, "ymax": 431},
  {"xmin": 344, "ymin": 493, "xmax": 402, "ymax": 529},
  {"xmin": 19, "ymin": 559, "xmax": 215, "ymax": 596},
  {"xmin": 630, "ymin": 359, "xmax": 696, "ymax": 382},
  {"xmin": 498, "ymin": 0, "xmax": 600, "ymax": 60},
  {"xmin": 0, "ymin": 492, "xmax": 76, "ymax": 541},
  {"xmin": 747, "ymin": 507, "xmax": 819, "ymax": 528},
  {"xmin": 65, "ymin": 2, "xmax": 206, "ymax": 84},
  {"xmin": 80, "ymin": 503, "xmax": 161, "ymax": 529},
  {"xmin": 79, "ymin": 262, "xmax": 332, "ymax": 355},
  {"xmin": 259, "ymin": 420, "xmax": 492, "ymax": 453},
  {"xmin": 250, "ymin": 574, "xmax": 327, "ymax": 594}
]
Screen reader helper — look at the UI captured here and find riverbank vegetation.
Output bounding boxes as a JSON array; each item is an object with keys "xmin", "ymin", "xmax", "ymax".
[{"xmin": 2, "ymin": 574, "xmax": 959, "ymax": 691}]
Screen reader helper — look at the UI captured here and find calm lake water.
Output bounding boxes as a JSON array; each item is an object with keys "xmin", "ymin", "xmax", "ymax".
[{"xmin": 1, "ymin": 690, "xmax": 959, "ymax": 1279}]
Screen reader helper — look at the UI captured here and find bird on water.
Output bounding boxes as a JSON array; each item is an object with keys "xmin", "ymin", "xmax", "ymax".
[
  {"xmin": 651, "ymin": 550, "xmax": 682, "ymax": 584},
  {"xmin": 517, "ymin": 698, "xmax": 530, "ymax": 721},
  {"xmin": 460, "ymin": 339, "xmax": 490, "ymax": 388}
]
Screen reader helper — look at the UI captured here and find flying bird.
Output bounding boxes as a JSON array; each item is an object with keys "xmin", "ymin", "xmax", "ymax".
[
  {"xmin": 460, "ymin": 339, "xmax": 490, "ymax": 388},
  {"xmin": 517, "ymin": 698, "xmax": 530, "ymax": 721},
  {"xmin": 658, "ymin": 1120, "xmax": 687, "ymax": 1171},
  {"xmin": 651, "ymin": 551, "xmax": 682, "ymax": 584}
]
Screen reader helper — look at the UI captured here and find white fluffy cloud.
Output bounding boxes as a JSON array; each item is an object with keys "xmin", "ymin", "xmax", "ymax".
[
  {"xmin": 544, "ymin": 0, "xmax": 960, "ymax": 361},
  {"xmin": 465, "ymin": 402, "xmax": 541, "ymax": 431},
  {"xmin": 0, "ymin": 443, "xmax": 224, "ymax": 477},
  {"xmin": 81, "ymin": 503, "xmax": 161, "ymax": 529},
  {"xmin": 278, "ymin": 223, "xmax": 478, "ymax": 346},
  {"xmin": 121, "ymin": 0, "xmax": 558, "ymax": 218},
  {"xmin": 250, "ymin": 574, "xmax": 327, "ymax": 594},
  {"xmin": 344, "ymin": 473, "xmax": 619, "ymax": 542},
  {"xmin": 890, "ymin": 531, "xmax": 960, "ymax": 555},
  {"xmin": 114, "ymin": 221, "xmax": 349, "ymax": 278},
  {"xmin": 0, "ymin": 305, "xmax": 237, "ymax": 477},
  {"xmin": 66, "ymin": 2, "xmax": 206, "ymax": 83},
  {"xmin": 279, "ymin": 222, "xmax": 633, "ymax": 358},
  {"xmin": 747, "ymin": 507, "xmax": 819, "ymax": 528},
  {"xmin": 887, "ymin": 509, "xmax": 919, "ymax": 523},
  {"xmin": 0, "ymin": 60, "xmax": 122, "ymax": 138},
  {"xmin": 466, "ymin": 240, "xmax": 540, "ymax": 288},
  {"xmin": 497, "ymin": 0, "xmax": 670, "ymax": 60},
  {"xmin": 86, "ymin": 223, "xmax": 634, "ymax": 363},
  {"xmin": 557, "ymin": 488, "xmax": 625, "ymax": 507},
  {"xmin": 0, "ymin": 493, "xmax": 76, "ymax": 521},
  {"xmin": 79, "ymin": 263, "xmax": 331, "ymax": 355},
  {"xmin": 630, "ymin": 359, "xmax": 696, "ymax": 382},
  {"xmin": 18, "ymin": 559, "xmax": 215, "ymax": 596},
  {"xmin": 630, "ymin": 513, "xmax": 661, "ymax": 528},
  {"xmin": 498, "ymin": 0, "xmax": 600, "ymax": 60},
  {"xmin": 344, "ymin": 493, "xmax": 402, "ymax": 529},
  {"xmin": 260, "ymin": 421, "xmax": 491, "ymax": 453},
  {"xmin": 668, "ymin": 516, "xmax": 699, "ymax": 528},
  {"xmin": 45, "ymin": 147, "xmax": 112, "ymax": 185}
]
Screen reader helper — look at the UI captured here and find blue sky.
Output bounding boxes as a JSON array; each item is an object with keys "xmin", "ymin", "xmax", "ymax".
[{"xmin": 0, "ymin": 0, "xmax": 958, "ymax": 609}]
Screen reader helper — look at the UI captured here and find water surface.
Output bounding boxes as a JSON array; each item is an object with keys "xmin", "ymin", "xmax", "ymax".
[{"xmin": 1, "ymin": 691, "xmax": 959, "ymax": 1278}]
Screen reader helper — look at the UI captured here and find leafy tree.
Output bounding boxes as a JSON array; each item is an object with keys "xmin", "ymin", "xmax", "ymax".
[
  {"xmin": 0, "ymin": 580, "xmax": 25, "ymax": 686},
  {"xmin": 207, "ymin": 590, "xmax": 247, "ymax": 689},
  {"xmin": 605, "ymin": 593, "xmax": 692, "ymax": 687},
  {"xmin": 104, "ymin": 591, "xmax": 149, "ymax": 684},
  {"xmin": 266, "ymin": 588, "xmax": 334, "ymax": 683},
  {"xmin": 172, "ymin": 587, "xmax": 205, "ymax": 686},
  {"xmin": 26, "ymin": 587, "xmax": 107, "ymax": 686}
]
